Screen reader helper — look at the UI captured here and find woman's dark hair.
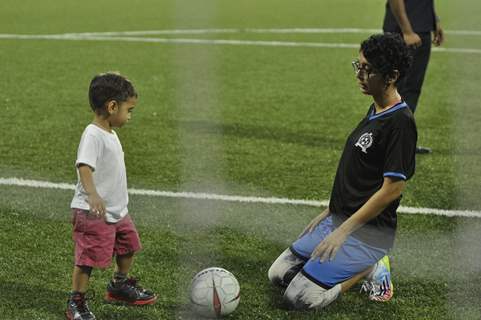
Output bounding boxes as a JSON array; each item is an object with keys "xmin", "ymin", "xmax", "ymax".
[
  {"xmin": 88, "ymin": 72, "xmax": 137, "ymax": 113},
  {"xmin": 360, "ymin": 33, "xmax": 413, "ymax": 84}
]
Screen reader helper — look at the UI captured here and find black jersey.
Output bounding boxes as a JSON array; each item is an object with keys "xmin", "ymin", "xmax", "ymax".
[
  {"xmin": 329, "ymin": 102, "xmax": 417, "ymax": 249},
  {"xmin": 383, "ymin": 0, "xmax": 436, "ymax": 33}
]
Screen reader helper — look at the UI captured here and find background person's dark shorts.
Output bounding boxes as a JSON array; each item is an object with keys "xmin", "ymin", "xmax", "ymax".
[{"xmin": 72, "ymin": 208, "xmax": 142, "ymax": 268}]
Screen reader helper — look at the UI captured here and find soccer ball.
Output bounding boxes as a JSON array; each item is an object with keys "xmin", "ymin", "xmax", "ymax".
[{"xmin": 190, "ymin": 267, "xmax": 240, "ymax": 318}]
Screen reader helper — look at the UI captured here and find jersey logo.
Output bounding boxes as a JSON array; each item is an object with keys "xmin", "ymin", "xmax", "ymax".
[{"xmin": 355, "ymin": 132, "xmax": 373, "ymax": 153}]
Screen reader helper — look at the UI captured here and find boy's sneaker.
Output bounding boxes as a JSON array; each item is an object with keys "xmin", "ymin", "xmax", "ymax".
[
  {"xmin": 360, "ymin": 255, "xmax": 394, "ymax": 302},
  {"xmin": 65, "ymin": 292, "xmax": 96, "ymax": 320},
  {"xmin": 105, "ymin": 277, "xmax": 157, "ymax": 305}
]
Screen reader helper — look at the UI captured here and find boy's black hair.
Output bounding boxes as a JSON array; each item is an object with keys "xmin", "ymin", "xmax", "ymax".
[
  {"xmin": 88, "ymin": 72, "xmax": 137, "ymax": 113},
  {"xmin": 360, "ymin": 33, "xmax": 413, "ymax": 84}
]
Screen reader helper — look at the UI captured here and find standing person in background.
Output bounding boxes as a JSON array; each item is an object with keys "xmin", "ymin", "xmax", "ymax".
[{"xmin": 383, "ymin": 0, "xmax": 444, "ymax": 154}]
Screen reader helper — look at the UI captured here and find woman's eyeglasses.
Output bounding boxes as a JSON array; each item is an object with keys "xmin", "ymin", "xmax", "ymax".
[{"xmin": 352, "ymin": 59, "xmax": 376, "ymax": 78}]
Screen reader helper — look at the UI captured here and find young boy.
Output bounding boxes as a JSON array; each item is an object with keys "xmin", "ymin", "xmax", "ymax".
[{"xmin": 66, "ymin": 73, "xmax": 156, "ymax": 320}]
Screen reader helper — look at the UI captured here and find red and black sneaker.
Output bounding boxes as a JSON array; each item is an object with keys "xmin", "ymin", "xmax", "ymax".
[
  {"xmin": 105, "ymin": 277, "xmax": 157, "ymax": 305},
  {"xmin": 65, "ymin": 292, "xmax": 96, "ymax": 320}
]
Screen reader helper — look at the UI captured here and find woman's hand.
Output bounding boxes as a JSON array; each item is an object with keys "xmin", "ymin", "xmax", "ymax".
[
  {"xmin": 311, "ymin": 227, "xmax": 349, "ymax": 262},
  {"xmin": 298, "ymin": 209, "xmax": 330, "ymax": 238}
]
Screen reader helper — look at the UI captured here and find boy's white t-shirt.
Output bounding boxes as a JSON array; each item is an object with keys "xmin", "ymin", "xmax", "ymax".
[{"xmin": 70, "ymin": 124, "xmax": 128, "ymax": 223}]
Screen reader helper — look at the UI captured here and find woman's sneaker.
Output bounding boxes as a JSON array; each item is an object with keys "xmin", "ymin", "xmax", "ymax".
[
  {"xmin": 360, "ymin": 255, "xmax": 394, "ymax": 302},
  {"xmin": 65, "ymin": 292, "xmax": 96, "ymax": 320},
  {"xmin": 105, "ymin": 277, "xmax": 157, "ymax": 305}
]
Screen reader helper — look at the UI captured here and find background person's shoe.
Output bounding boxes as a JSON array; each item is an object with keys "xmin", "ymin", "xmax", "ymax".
[
  {"xmin": 105, "ymin": 277, "xmax": 157, "ymax": 305},
  {"xmin": 416, "ymin": 146, "xmax": 432, "ymax": 154}
]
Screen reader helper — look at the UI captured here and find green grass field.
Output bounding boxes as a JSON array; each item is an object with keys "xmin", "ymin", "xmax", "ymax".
[{"xmin": 1, "ymin": 0, "xmax": 481, "ymax": 319}]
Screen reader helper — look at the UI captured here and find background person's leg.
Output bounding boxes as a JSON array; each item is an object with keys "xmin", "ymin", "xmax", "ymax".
[
  {"xmin": 398, "ymin": 32, "xmax": 432, "ymax": 114},
  {"xmin": 398, "ymin": 32, "xmax": 433, "ymax": 153}
]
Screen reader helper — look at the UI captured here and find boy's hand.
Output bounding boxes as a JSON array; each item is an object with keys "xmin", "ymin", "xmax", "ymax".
[{"xmin": 86, "ymin": 193, "xmax": 106, "ymax": 218}]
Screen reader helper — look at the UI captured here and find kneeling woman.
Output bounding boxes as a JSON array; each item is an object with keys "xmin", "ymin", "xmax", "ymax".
[{"xmin": 268, "ymin": 33, "xmax": 416, "ymax": 310}]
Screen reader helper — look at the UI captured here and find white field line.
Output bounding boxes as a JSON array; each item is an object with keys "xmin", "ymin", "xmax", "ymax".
[
  {"xmin": 1, "ymin": 33, "xmax": 480, "ymax": 54},
  {"xmin": 0, "ymin": 33, "xmax": 360, "ymax": 49},
  {"xmin": 55, "ymin": 27, "xmax": 481, "ymax": 37},
  {"xmin": 1, "ymin": 177, "xmax": 480, "ymax": 218},
  {"xmin": 60, "ymin": 28, "xmax": 383, "ymax": 36}
]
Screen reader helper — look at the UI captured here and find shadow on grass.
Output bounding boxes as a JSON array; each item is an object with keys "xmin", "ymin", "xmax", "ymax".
[{"xmin": 0, "ymin": 280, "xmax": 66, "ymax": 318}]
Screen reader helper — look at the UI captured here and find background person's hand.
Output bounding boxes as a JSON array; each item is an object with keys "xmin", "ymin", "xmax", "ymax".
[
  {"xmin": 432, "ymin": 23, "xmax": 444, "ymax": 46},
  {"xmin": 403, "ymin": 32, "xmax": 422, "ymax": 48}
]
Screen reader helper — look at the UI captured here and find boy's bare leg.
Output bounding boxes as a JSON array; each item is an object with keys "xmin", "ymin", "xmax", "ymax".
[
  {"xmin": 115, "ymin": 253, "xmax": 134, "ymax": 275},
  {"xmin": 72, "ymin": 266, "xmax": 91, "ymax": 292},
  {"xmin": 67, "ymin": 266, "xmax": 96, "ymax": 319}
]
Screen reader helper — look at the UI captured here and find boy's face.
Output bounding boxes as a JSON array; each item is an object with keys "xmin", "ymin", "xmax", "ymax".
[{"xmin": 107, "ymin": 96, "xmax": 137, "ymax": 127}]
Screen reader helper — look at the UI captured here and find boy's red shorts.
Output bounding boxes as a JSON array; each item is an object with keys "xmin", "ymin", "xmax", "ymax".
[{"xmin": 72, "ymin": 208, "xmax": 142, "ymax": 268}]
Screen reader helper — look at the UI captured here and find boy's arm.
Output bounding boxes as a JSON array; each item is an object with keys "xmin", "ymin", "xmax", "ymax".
[
  {"xmin": 388, "ymin": 0, "xmax": 422, "ymax": 47},
  {"xmin": 78, "ymin": 164, "xmax": 106, "ymax": 217},
  {"xmin": 311, "ymin": 177, "xmax": 405, "ymax": 261}
]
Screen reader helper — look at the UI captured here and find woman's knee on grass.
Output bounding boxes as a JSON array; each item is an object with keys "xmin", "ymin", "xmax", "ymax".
[
  {"xmin": 268, "ymin": 248, "xmax": 305, "ymax": 287},
  {"xmin": 283, "ymin": 272, "xmax": 341, "ymax": 310}
]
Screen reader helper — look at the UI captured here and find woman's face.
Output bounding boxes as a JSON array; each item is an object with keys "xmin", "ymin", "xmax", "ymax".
[{"xmin": 354, "ymin": 51, "xmax": 386, "ymax": 96}]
